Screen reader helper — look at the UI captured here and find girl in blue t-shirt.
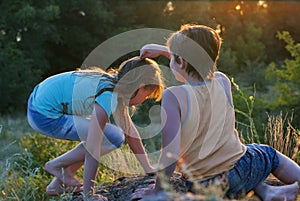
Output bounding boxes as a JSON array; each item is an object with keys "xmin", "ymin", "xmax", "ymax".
[{"xmin": 27, "ymin": 56, "xmax": 164, "ymax": 199}]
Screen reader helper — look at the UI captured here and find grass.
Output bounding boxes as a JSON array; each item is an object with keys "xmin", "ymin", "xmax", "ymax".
[
  {"xmin": 264, "ymin": 112, "xmax": 300, "ymax": 163},
  {"xmin": 0, "ymin": 114, "xmax": 32, "ymax": 165},
  {"xmin": 0, "ymin": 108, "xmax": 300, "ymax": 200},
  {"xmin": 0, "ymin": 114, "xmax": 153, "ymax": 200}
]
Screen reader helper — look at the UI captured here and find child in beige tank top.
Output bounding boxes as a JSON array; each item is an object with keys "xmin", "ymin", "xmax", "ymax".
[{"xmin": 131, "ymin": 24, "xmax": 300, "ymax": 201}]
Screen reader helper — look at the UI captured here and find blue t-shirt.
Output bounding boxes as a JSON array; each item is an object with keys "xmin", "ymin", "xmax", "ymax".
[{"xmin": 31, "ymin": 71, "xmax": 118, "ymax": 118}]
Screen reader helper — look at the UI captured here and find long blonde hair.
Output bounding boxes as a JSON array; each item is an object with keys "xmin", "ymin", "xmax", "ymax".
[{"xmin": 111, "ymin": 56, "xmax": 165, "ymax": 135}]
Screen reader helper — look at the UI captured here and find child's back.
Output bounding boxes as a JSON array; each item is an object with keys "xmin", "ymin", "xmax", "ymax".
[{"xmin": 168, "ymin": 72, "xmax": 245, "ymax": 180}]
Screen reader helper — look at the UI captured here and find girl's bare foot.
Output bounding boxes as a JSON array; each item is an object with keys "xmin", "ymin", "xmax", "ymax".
[
  {"xmin": 46, "ymin": 177, "xmax": 83, "ymax": 196},
  {"xmin": 45, "ymin": 161, "xmax": 82, "ymax": 187},
  {"xmin": 263, "ymin": 181, "xmax": 299, "ymax": 201}
]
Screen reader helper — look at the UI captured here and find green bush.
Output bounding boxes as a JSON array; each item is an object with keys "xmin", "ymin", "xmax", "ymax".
[
  {"xmin": 266, "ymin": 31, "xmax": 300, "ymax": 128},
  {"xmin": 0, "ymin": 133, "xmax": 80, "ymax": 200},
  {"xmin": 19, "ymin": 133, "xmax": 78, "ymax": 166}
]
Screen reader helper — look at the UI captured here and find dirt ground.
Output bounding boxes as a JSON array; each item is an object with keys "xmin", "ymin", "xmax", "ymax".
[{"xmin": 71, "ymin": 172, "xmax": 271, "ymax": 201}]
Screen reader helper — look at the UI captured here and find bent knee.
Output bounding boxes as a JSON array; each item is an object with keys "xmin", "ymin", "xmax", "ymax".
[
  {"xmin": 114, "ymin": 136, "xmax": 125, "ymax": 148},
  {"xmin": 103, "ymin": 124, "xmax": 125, "ymax": 148}
]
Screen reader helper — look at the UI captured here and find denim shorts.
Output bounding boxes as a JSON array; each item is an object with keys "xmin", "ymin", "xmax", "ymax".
[
  {"xmin": 27, "ymin": 93, "xmax": 125, "ymax": 151},
  {"xmin": 185, "ymin": 144, "xmax": 279, "ymax": 199}
]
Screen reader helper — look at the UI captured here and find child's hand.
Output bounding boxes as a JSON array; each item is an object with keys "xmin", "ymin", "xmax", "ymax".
[
  {"xmin": 130, "ymin": 184, "xmax": 156, "ymax": 200},
  {"xmin": 140, "ymin": 44, "xmax": 169, "ymax": 59}
]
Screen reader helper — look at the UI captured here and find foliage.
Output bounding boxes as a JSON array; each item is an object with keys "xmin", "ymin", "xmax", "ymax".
[
  {"xmin": 0, "ymin": 33, "xmax": 43, "ymax": 114},
  {"xmin": 1, "ymin": 1, "xmax": 300, "ymax": 116},
  {"xmin": 0, "ymin": 0, "xmax": 134, "ymax": 113},
  {"xmin": 0, "ymin": 115, "xmax": 28, "ymax": 161},
  {"xmin": 0, "ymin": 0, "xmax": 59, "ymax": 113},
  {"xmin": 19, "ymin": 133, "xmax": 78, "ymax": 166},
  {"xmin": 0, "ymin": 134, "xmax": 79, "ymax": 200},
  {"xmin": 231, "ymin": 78, "xmax": 259, "ymax": 143},
  {"xmin": 1, "ymin": 90, "xmax": 300, "ymax": 200},
  {"xmin": 0, "ymin": 150, "xmax": 49, "ymax": 200},
  {"xmin": 0, "ymin": 132, "xmax": 143, "ymax": 200},
  {"xmin": 266, "ymin": 31, "xmax": 300, "ymax": 107},
  {"xmin": 233, "ymin": 23, "xmax": 267, "ymax": 68},
  {"xmin": 1, "ymin": 1, "xmax": 300, "ymax": 198},
  {"xmin": 218, "ymin": 46, "xmax": 237, "ymax": 75}
]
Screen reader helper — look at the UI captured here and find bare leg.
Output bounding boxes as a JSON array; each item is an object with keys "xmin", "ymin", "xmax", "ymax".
[
  {"xmin": 254, "ymin": 151, "xmax": 300, "ymax": 200},
  {"xmin": 45, "ymin": 115, "xmax": 90, "ymax": 186},
  {"xmin": 254, "ymin": 182, "xmax": 299, "ymax": 201},
  {"xmin": 45, "ymin": 142, "xmax": 114, "ymax": 194},
  {"xmin": 272, "ymin": 151, "xmax": 300, "ymax": 184},
  {"xmin": 45, "ymin": 142, "xmax": 86, "ymax": 186},
  {"xmin": 46, "ymin": 162, "xmax": 83, "ymax": 195}
]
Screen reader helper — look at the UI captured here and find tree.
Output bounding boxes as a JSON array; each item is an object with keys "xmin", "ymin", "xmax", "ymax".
[
  {"xmin": 0, "ymin": 0, "xmax": 135, "ymax": 113},
  {"xmin": 0, "ymin": 0, "xmax": 60, "ymax": 113},
  {"xmin": 266, "ymin": 31, "xmax": 300, "ymax": 126}
]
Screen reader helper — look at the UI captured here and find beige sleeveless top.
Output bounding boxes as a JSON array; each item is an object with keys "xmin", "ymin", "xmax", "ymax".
[{"xmin": 171, "ymin": 76, "xmax": 246, "ymax": 181}]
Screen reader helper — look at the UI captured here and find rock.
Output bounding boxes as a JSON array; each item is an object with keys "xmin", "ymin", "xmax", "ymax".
[{"xmin": 72, "ymin": 173, "xmax": 285, "ymax": 200}]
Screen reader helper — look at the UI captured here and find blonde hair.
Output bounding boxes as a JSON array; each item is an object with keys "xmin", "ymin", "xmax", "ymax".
[
  {"xmin": 114, "ymin": 56, "xmax": 164, "ymax": 101},
  {"xmin": 112, "ymin": 56, "xmax": 165, "ymax": 135}
]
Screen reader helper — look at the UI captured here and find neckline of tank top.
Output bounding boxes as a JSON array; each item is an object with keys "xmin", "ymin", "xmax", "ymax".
[{"xmin": 188, "ymin": 79, "xmax": 211, "ymax": 86}]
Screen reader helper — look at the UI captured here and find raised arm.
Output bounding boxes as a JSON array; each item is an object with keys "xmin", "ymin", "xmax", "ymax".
[
  {"xmin": 83, "ymin": 103, "xmax": 108, "ymax": 196},
  {"xmin": 140, "ymin": 44, "xmax": 171, "ymax": 60}
]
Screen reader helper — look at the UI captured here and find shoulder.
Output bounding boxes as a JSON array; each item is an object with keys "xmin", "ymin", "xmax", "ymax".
[
  {"xmin": 45, "ymin": 71, "xmax": 74, "ymax": 79},
  {"xmin": 214, "ymin": 71, "xmax": 231, "ymax": 84},
  {"xmin": 163, "ymin": 86, "xmax": 186, "ymax": 97},
  {"xmin": 95, "ymin": 91, "xmax": 118, "ymax": 117},
  {"xmin": 97, "ymin": 74, "xmax": 115, "ymax": 88},
  {"xmin": 163, "ymin": 86, "xmax": 185, "ymax": 98},
  {"xmin": 162, "ymin": 86, "xmax": 187, "ymax": 107}
]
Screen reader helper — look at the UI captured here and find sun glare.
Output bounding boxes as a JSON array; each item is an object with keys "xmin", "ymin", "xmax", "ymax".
[
  {"xmin": 164, "ymin": 1, "xmax": 175, "ymax": 13},
  {"xmin": 235, "ymin": 4, "xmax": 241, "ymax": 11},
  {"xmin": 16, "ymin": 32, "xmax": 21, "ymax": 42},
  {"xmin": 257, "ymin": 0, "xmax": 268, "ymax": 8},
  {"xmin": 235, "ymin": 4, "xmax": 244, "ymax": 16}
]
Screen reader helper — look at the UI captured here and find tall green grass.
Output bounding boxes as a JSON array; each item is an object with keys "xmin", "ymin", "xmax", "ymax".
[
  {"xmin": 0, "ymin": 115, "xmax": 31, "ymax": 164},
  {"xmin": 0, "ymin": 84, "xmax": 299, "ymax": 200}
]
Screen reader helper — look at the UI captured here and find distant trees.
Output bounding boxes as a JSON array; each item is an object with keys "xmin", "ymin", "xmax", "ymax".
[
  {"xmin": 0, "ymin": 0, "xmax": 299, "ymax": 130},
  {"xmin": 0, "ymin": 0, "xmax": 133, "ymax": 113},
  {"xmin": 0, "ymin": 0, "xmax": 60, "ymax": 113}
]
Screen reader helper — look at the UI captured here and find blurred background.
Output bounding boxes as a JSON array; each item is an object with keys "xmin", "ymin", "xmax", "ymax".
[
  {"xmin": 0, "ymin": 1, "xmax": 299, "ymax": 199},
  {"xmin": 0, "ymin": 0, "xmax": 299, "ymax": 117}
]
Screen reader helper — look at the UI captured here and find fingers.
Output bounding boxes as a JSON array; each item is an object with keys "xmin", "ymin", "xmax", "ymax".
[{"xmin": 140, "ymin": 50, "xmax": 149, "ymax": 59}]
